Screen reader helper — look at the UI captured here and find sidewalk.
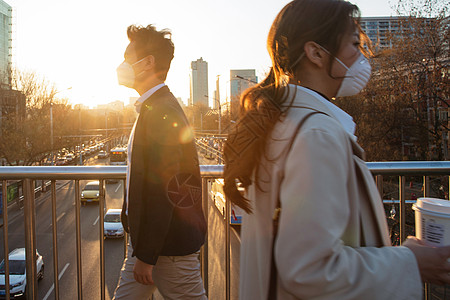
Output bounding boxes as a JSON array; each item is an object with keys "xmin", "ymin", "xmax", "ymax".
[{"xmin": 0, "ymin": 198, "xmax": 23, "ymax": 228}]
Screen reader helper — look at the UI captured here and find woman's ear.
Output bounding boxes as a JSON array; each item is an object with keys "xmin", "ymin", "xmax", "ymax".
[{"xmin": 304, "ymin": 41, "xmax": 327, "ymax": 68}]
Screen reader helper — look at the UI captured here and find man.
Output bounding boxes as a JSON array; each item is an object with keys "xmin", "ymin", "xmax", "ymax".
[{"xmin": 113, "ymin": 24, "xmax": 207, "ymax": 300}]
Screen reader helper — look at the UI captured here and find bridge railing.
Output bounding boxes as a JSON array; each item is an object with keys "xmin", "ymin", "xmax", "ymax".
[{"xmin": 1, "ymin": 162, "xmax": 450, "ymax": 299}]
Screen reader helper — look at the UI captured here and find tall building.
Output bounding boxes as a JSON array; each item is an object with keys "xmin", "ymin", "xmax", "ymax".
[
  {"xmin": 189, "ymin": 57, "xmax": 208, "ymax": 107},
  {"xmin": 0, "ymin": 0, "xmax": 20, "ymax": 139},
  {"xmin": 176, "ymin": 97, "xmax": 185, "ymax": 108},
  {"xmin": 360, "ymin": 16, "xmax": 436, "ymax": 49},
  {"xmin": 0, "ymin": 0, "xmax": 11, "ymax": 88},
  {"xmin": 360, "ymin": 17, "xmax": 402, "ymax": 49},
  {"xmin": 213, "ymin": 75, "xmax": 220, "ymax": 110},
  {"xmin": 229, "ymin": 69, "xmax": 257, "ymax": 119}
]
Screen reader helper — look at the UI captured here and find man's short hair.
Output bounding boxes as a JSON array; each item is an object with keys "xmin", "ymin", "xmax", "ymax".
[{"xmin": 127, "ymin": 24, "xmax": 174, "ymax": 81}]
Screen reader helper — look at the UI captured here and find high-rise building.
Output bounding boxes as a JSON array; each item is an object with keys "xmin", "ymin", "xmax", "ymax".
[
  {"xmin": 189, "ymin": 57, "xmax": 208, "ymax": 107},
  {"xmin": 176, "ymin": 97, "xmax": 185, "ymax": 107},
  {"xmin": 213, "ymin": 75, "xmax": 220, "ymax": 110},
  {"xmin": 360, "ymin": 16, "xmax": 435, "ymax": 49},
  {"xmin": 229, "ymin": 69, "xmax": 257, "ymax": 119},
  {"xmin": 0, "ymin": 0, "xmax": 11, "ymax": 87},
  {"xmin": 360, "ymin": 17, "xmax": 402, "ymax": 49},
  {"xmin": 0, "ymin": 1, "xmax": 21, "ymax": 139}
]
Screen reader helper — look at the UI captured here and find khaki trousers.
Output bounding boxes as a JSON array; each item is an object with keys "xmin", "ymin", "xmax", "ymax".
[{"xmin": 113, "ymin": 241, "xmax": 207, "ymax": 300}]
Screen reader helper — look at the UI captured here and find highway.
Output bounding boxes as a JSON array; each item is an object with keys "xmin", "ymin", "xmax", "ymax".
[
  {"xmin": 0, "ymin": 156, "xmax": 126, "ymax": 299},
  {"xmin": 1, "ymin": 151, "xmax": 239, "ymax": 299}
]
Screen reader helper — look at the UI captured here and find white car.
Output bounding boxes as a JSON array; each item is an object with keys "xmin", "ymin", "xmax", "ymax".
[
  {"xmin": 97, "ymin": 150, "xmax": 108, "ymax": 159},
  {"xmin": 104, "ymin": 209, "xmax": 124, "ymax": 238},
  {"xmin": 0, "ymin": 248, "xmax": 44, "ymax": 299},
  {"xmin": 65, "ymin": 153, "xmax": 75, "ymax": 162}
]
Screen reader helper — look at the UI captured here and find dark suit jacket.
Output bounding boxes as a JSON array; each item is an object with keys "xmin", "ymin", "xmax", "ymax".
[{"xmin": 121, "ymin": 85, "xmax": 206, "ymax": 265}]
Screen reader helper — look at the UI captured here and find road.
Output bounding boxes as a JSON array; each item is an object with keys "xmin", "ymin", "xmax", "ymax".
[
  {"xmin": 1, "ymin": 151, "xmax": 237, "ymax": 299},
  {"xmin": 0, "ymin": 155, "xmax": 126, "ymax": 299}
]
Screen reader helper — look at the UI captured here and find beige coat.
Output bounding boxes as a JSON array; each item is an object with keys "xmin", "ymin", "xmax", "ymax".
[{"xmin": 239, "ymin": 86, "xmax": 422, "ymax": 300}]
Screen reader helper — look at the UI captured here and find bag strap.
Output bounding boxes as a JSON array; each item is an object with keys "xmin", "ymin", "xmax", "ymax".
[{"xmin": 268, "ymin": 110, "xmax": 327, "ymax": 300}]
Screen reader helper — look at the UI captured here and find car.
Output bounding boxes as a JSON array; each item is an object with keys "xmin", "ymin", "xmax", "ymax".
[
  {"xmin": 103, "ymin": 209, "xmax": 124, "ymax": 238},
  {"xmin": 65, "ymin": 153, "xmax": 75, "ymax": 163},
  {"xmin": 81, "ymin": 181, "xmax": 100, "ymax": 204},
  {"xmin": 55, "ymin": 157, "xmax": 66, "ymax": 166},
  {"xmin": 0, "ymin": 248, "xmax": 44, "ymax": 299},
  {"xmin": 97, "ymin": 150, "xmax": 108, "ymax": 159}
]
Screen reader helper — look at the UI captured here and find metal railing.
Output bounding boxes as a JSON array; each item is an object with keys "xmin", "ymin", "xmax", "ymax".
[{"xmin": 1, "ymin": 162, "xmax": 450, "ymax": 300}]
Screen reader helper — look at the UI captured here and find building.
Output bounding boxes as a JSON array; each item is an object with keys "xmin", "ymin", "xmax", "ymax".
[
  {"xmin": 73, "ymin": 104, "xmax": 89, "ymax": 110},
  {"xmin": 0, "ymin": 1, "xmax": 20, "ymax": 139},
  {"xmin": 229, "ymin": 69, "xmax": 257, "ymax": 119},
  {"xmin": 0, "ymin": 0, "xmax": 12, "ymax": 88},
  {"xmin": 128, "ymin": 97, "xmax": 139, "ymax": 107},
  {"xmin": 360, "ymin": 17, "xmax": 405, "ymax": 49},
  {"xmin": 212, "ymin": 75, "xmax": 220, "ymax": 110},
  {"xmin": 176, "ymin": 97, "xmax": 185, "ymax": 108},
  {"xmin": 360, "ymin": 16, "xmax": 438, "ymax": 50},
  {"xmin": 96, "ymin": 100, "xmax": 124, "ymax": 112},
  {"xmin": 189, "ymin": 57, "xmax": 208, "ymax": 107},
  {"xmin": 0, "ymin": 89, "xmax": 25, "ymax": 137}
]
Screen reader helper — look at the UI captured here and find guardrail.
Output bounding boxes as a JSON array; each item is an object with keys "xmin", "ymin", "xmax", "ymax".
[
  {"xmin": 196, "ymin": 139, "xmax": 224, "ymax": 164},
  {"xmin": 1, "ymin": 162, "xmax": 449, "ymax": 300}
]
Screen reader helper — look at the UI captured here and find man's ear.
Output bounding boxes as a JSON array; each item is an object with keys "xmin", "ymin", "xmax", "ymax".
[
  {"xmin": 143, "ymin": 55, "xmax": 155, "ymax": 71},
  {"xmin": 304, "ymin": 41, "xmax": 327, "ymax": 68}
]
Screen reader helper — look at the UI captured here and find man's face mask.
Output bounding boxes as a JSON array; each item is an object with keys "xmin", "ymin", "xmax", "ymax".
[{"xmin": 116, "ymin": 56, "xmax": 148, "ymax": 88}]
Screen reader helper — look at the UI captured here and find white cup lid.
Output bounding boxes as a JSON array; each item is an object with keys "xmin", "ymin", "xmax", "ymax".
[{"xmin": 416, "ymin": 197, "xmax": 450, "ymax": 214}]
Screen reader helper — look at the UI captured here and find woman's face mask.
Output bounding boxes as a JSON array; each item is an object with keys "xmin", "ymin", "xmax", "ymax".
[
  {"xmin": 333, "ymin": 53, "xmax": 372, "ymax": 97},
  {"xmin": 291, "ymin": 46, "xmax": 372, "ymax": 97}
]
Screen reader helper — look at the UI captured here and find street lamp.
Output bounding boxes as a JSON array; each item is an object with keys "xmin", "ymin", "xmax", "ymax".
[
  {"xmin": 204, "ymin": 95, "xmax": 221, "ymax": 134},
  {"xmin": 78, "ymin": 107, "xmax": 83, "ymax": 165},
  {"xmin": 234, "ymin": 74, "xmax": 258, "ymax": 84},
  {"xmin": 50, "ymin": 87, "xmax": 72, "ymax": 166}
]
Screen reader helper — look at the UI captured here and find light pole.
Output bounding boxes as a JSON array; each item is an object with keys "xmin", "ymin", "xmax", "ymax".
[
  {"xmin": 50, "ymin": 87, "xmax": 72, "ymax": 166},
  {"xmin": 50, "ymin": 102, "xmax": 54, "ymax": 165},
  {"xmin": 234, "ymin": 74, "xmax": 257, "ymax": 84},
  {"xmin": 105, "ymin": 111, "xmax": 109, "ymax": 151},
  {"xmin": 78, "ymin": 107, "xmax": 83, "ymax": 165},
  {"xmin": 204, "ymin": 95, "xmax": 221, "ymax": 134}
]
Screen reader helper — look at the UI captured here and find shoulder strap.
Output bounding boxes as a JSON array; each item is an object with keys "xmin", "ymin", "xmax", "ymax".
[{"xmin": 268, "ymin": 110, "xmax": 328, "ymax": 300}]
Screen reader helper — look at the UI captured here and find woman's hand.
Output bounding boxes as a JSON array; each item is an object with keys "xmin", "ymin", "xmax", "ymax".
[{"xmin": 403, "ymin": 236, "xmax": 450, "ymax": 285}]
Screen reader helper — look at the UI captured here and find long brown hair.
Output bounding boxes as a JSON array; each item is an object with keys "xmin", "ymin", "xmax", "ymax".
[{"xmin": 223, "ymin": 0, "xmax": 362, "ymax": 213}]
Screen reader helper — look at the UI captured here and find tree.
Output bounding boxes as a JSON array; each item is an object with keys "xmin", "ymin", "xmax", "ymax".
[
  {"xmin": 0, "ymin": 70, "xmax": 74, "ymax": 165},
  {"xmin": 336, "ymin": 0, "xmax": 449, "ymax": 161}
]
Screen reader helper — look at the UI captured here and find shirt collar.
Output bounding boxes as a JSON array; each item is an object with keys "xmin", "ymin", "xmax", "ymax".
[
  {"xmin": 294, "ymin": 85, "xmax": 357, "ymax": 140},
  {"xmin": 135, "ymin": 83, "xmax": 166, "ymax": 113}
]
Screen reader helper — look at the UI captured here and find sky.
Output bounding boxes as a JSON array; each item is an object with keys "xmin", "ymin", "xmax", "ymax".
[{"xmin": 7, "ymin": 0, "xmax": 399, "ymax": 108}]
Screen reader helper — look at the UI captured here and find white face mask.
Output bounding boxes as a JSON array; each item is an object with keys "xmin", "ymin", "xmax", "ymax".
[
  {"xmin": 116, "ymin": 57, "xmax": 147, "ymax": 88},
  {"xmin": 334, "ymin": 53, "xmax": 371, "ymax": 97}
]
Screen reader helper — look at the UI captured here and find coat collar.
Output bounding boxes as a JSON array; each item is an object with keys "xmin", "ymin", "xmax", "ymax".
[
  {"xmin": 284, "ymin": 84, "xmax": 357, "ymax": 141},
  {"xmin": 139, "ymin": 85, "xmax": 170, "ymax": 113}
]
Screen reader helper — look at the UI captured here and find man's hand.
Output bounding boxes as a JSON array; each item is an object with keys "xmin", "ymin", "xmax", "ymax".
[{"xmin": 133, "ymin": 258, "xmax": 154, "ymax": 285}]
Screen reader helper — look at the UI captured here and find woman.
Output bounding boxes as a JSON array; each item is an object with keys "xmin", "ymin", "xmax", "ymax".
[{"xmin": 223, "ymin": 0, "xmax": 450, "ymax": 299}]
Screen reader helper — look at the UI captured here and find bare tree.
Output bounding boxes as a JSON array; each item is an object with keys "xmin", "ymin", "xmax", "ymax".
[
  {"xmin": 0, "ymin": 70, "xmax": 73, "ymax": 165},
  {"xmin": 336, "ymin": 0, "xmax": 448, "ymax": 161}
]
